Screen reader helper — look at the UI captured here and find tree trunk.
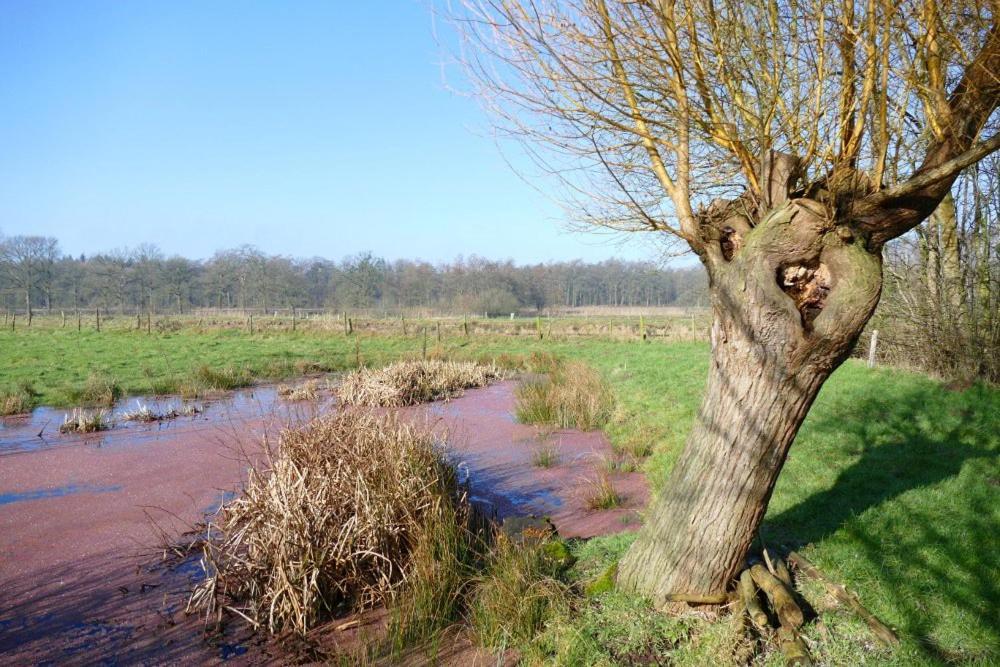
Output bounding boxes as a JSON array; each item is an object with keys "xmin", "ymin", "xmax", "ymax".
[
  {"xmin": 936, "ymin": 193, "xmax": 966, "ymax": 323},
  {"xmin": 618, "ymin": 195, "xmax": 883, "ymax": 605}
]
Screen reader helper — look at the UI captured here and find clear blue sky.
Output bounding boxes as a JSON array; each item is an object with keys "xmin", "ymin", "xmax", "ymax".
[{"xmin": 0, "ymin": 1, "xmax": 663, "ymax": 264}]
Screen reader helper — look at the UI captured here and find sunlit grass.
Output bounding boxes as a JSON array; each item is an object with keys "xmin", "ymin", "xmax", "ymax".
[{"xmin": 0, "ymin": 318, "xmax": 996, "ymax": 662}]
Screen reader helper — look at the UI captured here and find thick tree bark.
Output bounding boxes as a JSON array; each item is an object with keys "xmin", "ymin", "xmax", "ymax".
[{"xmin": 619, "ymin": 192, "xmax": 883, "ymax": 605}]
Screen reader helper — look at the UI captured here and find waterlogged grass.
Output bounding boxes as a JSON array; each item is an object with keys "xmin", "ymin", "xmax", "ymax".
[
  {"xmin": 338, "ymin": 359, "xmax": 504, "ymax": 407},
  {"xmin": 515, "ymin": 359, "xmax": 616, "ymax": 430},
  {"xmin": 0, "ymin": 321, "xmax": 996, "ymax": 662}
]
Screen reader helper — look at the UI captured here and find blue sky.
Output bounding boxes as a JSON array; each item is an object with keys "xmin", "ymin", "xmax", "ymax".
[{"xmin": 0, "ymin": 1, "xmax": 664, "ymax": 264}]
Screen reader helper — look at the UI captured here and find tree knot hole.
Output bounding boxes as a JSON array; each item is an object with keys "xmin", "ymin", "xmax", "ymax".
[
  {"xmin": 778, "ymin": 261, "xmax": 831, "ymax": 329},
  {"xmin": 720, "ymin": 226, "xmax": 742, "ymax": 261}
]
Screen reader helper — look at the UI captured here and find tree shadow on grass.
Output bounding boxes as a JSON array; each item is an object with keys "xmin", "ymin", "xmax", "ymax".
[{"xmin": 762, "ymin": 378, "xmax": 999, "ymax": 662}]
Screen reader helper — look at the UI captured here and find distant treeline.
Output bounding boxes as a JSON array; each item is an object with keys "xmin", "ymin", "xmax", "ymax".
[{"xmin": 0, "ymin": 238, "xmax": 707, "ymax": 316}]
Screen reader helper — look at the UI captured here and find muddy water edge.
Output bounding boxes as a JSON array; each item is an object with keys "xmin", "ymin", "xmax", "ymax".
[{"xmin": 0, "ymin": 379, "xmax": 647, "ymax": 663}]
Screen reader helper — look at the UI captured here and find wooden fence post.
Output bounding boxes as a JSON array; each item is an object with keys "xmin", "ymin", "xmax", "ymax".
[
  {"xmin": 96, "ymin": 308, "xmax": 101, "ymax": 332},
  {"xmin": 867, "ymin": 329, "xmax": 879, "ymax": 369}
]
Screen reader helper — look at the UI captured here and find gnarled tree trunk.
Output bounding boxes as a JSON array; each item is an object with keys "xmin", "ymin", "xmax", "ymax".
[{"xmin": 618, "ymin": 162, "xmax": 884, "ymax": 605}]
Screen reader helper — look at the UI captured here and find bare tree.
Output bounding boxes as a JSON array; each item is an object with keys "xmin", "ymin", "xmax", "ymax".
[
  {"xmin": 450, "ymin": 0, "xmax": 1000, "ymax": 604},
  {"xmin": 0, "ymin": 235, "xmax": 59, "ymax": 324}
]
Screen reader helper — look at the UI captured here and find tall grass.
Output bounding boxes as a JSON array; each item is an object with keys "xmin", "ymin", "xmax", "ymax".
[
  {"xmin": 69, "ymin": 372, "xmax": 122, "ymax": 407},
  {"xmin": 185, "ymin": 408, "xmax": 577, "ymax": 661},
  {"xmin": 337, "ymin": 360, "xmax": 504, "ymax": 407},
  {"xmin": 469, "ymin": 533, "xmax": 572, "ymax": 653},
  {"xmin": 189, "ymin": 411, "xmax": 470, "ymax": 635},
  {"xmin": 0, "ymin": 381, "xmax": 37, "ymax": 416},
  {"xmin": 516, "ymin": 360, "xmax": 615, "ymax": 431}
]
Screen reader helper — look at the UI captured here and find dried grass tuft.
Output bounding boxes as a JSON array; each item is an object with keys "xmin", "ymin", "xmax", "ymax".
[
  {"xmin": 60, "ymin": 408, "xmax": 112, "ymax": 433},
  {"xmin": 337, "ymin": 360, "xmax": 504, "ymax": 407},
  {"xmin": 277, "ymin": 380, "xmax": 320, "ymax": 401},
  {"xmin": 120, "ymin": 401, "xmax": 203, "ymax": 422},
  {"xmin": 188, "ymin": 411, "xmax": 472, "ymax": 636}
]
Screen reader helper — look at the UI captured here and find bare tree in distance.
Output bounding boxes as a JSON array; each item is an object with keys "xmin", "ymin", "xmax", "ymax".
[
  {"xmin": 448, "ymin": 0, "xmax": 1000, "ymax": 605},
  {"xmin": 0, "ymin": 235, "xmax": 59, "ymax": 325}
]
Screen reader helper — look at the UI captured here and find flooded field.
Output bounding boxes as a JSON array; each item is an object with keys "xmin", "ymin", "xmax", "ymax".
[{"xmin": 0, "ymin": 380, "xmax": 646, "ymax": 663}]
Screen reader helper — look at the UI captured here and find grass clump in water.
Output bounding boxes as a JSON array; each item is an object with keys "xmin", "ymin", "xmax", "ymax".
[
  {"xmin": 59, "ymin": 408, "xmax": 112, "ymax": 433},
  {"xmin": 337, "ymin": 359, "xmax": 504, "ymax": 407},
  {"xmin": 277, "ymin": 380, "xmax": 320, "ymax": 401},
  {"xmin": 516, "ymin": 360, "xmax": 615, "ymax": 431},
  {"xmin": 532, "ymin": 442, "xmax": 560, "ymax": 468},
  {"xmin": 585, "ymin": 473, "xmax": 623, "ymax": 510},
  {"xmin": 0, "ymin": 381, "xmax": 37, "ymax": 416},
  {"xmin": 188, "ymin": 411, "xmax": 473, "ymax": 636}
]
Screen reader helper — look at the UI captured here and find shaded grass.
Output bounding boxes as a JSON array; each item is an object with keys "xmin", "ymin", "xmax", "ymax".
[{"xmin": 469, "ymin": 533, "xmax": 573, "ymax": 654}]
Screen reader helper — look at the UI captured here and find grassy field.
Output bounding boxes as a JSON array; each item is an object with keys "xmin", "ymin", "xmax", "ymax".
[{"xmin": 1, "ymin": 316, "xmax": 996, "ymax": 663}]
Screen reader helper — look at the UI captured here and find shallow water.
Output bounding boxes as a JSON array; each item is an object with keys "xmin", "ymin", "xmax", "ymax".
[
  {"xmin": 0, "ymin": 379, "xmax": 337, "ymax": 456},
  {"xmin": 0, "ymin": 379, "xmax": 647, "ymax": 664}
]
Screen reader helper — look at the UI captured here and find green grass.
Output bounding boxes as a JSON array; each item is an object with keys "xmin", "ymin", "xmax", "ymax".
[{"xmin": 0, "ymin": 319, "xmax": 996, "ymax": 663}]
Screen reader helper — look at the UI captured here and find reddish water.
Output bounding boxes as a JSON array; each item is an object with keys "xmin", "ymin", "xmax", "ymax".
[{"xmin": 0, "ymin": 380, "xmax": 647, "ymax": 663}]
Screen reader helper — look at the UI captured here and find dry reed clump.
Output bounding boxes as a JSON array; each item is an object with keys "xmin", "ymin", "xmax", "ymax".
[
  {"xmin": 336, "ymin": 360, "xmax": 504, "ymax": 407},
  {"xmin": 187, "ymin": 411, "xmax": 471, "ymax": 636},
  {"xmin": 60, "ymin": 408, "xmax": 112, "ymax": 433},
  {"xmin": 276, "ymin": 380, "xmax": 320, "ymax": 401},
  {"xmin": 516, "ymin": 360, "xmax": 615, "ymax": 431}
]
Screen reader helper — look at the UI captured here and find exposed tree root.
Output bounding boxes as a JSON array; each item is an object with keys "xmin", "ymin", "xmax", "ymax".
[{"xmin": 787, "ymin": 551, "xmax": 900, "ymax": 648}]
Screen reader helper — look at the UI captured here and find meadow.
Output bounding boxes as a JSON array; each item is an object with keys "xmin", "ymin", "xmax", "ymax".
[{"xmin": 0, "ymin": 313, "xmax": 996, "ymax": 663}]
